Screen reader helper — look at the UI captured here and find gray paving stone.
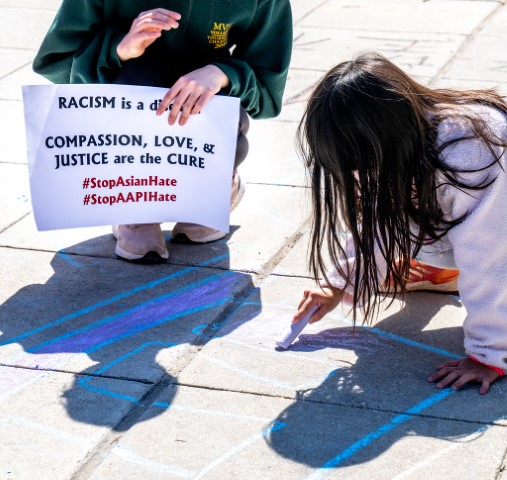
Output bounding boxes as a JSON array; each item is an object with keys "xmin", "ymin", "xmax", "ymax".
[
  {"xmin": 291, "ymin": 0, "xmax": 328, "ymax": 25},
  {"xmin": 437, "ymin": 34, "xmax": 507, "ymax": 85},
  {"xmin": 0, "ymin": 6, "xmax": 55, "ymax": 49},
  {"xmin": 0, "ymin": 0, "xmax": 59, "ymax": 8},
  {"xmin": 241, "ymin": 119, "xmax": 306, "ymax": 186},
  {"xmin": 86, "ymin": 384, "xmax": 507, "ymax": 480},
  {"xmin": 271, "ymin": 229, "xmax": 312, "ymax": 278},
  {"xmin": 0, "ymin": 217, "xmax": 114, "ymax": 254},
  {"xmin": 485, "ymin": 1, "xmax": 507, "ymax": 35},
  {"xmin": 0, "ymin": 163, "xmax": 31, "ymax": 232},
  {"xmin": 0, "ymin": 65, "xmax": 49, "ymax": 101},
  {"xmin": 278, "ymin": 68, "xmax": 324, "ymax": 123},
  {"xmin": 292, "ymin": 27, "xmax": 468, "ymax": 80},
  {"xmin": 0, "ymin": 366, "xmax": 151, "ymax": 480},
  {"xmin": 0, "ymin": 100, "xmax": 29, "ymax": 164},
  {"xmin": 87, "ymin": 385, "xmax": 313, "ymax": 480},
  {"xmin": 0, "ymin": 49, "xmax": 34, "ymax": 80},
  {"xmin": 435, "ymin": 77, "xmax": 507, "ymax": 95},
  {"xmin": 299, "ymin": 0, "xmax": 498, "ymax": 35},
  {"xmin": 265, "ymin": 402, "xmax": 507, "ymax": 480}
]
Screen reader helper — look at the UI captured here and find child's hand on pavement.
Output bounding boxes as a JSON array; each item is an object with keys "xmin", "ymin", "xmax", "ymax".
[
  {"xmin": 428, "ymin": 357, "xmax": 501, "ymax": 394},
  {"xmin": 156, "ymin": 65, "xmax": 230, "ymax": 125},
  {"xmin": 292, "ymin": 287, "xmax": 345, "ymax": 325},
  {"xmin": 117, "ymin": 9, "xmax": 181, "ymax": 61}
]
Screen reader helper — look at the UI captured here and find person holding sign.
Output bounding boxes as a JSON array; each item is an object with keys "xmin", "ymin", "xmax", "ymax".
[
  {"xmin": 33, "ymin": 1, "xmax": 292, "ymax": 262},
  {"xmin": 291, "ymin": 53, "xmax": 507, "ymax": 393}
]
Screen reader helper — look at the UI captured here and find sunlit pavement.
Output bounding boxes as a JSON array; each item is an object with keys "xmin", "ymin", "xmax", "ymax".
[{"xmin": 1, "ymin": 1, "xmax": 507, "ymax": 479}]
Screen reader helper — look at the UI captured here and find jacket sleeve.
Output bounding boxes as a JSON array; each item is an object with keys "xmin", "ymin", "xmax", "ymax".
[
  {"xmin": 211, "ymin": 0, "xmax": 293, "ymax": 119},
  {"xmin": 32, "ymin": 0, "xmax": 124, "ymax": 84},
  {"xmin": 438, "ymin": 112, "xmax": 507, "ymax": 374},
  {"xmin": 323, "ymin": 234, "xmax": 389, "ymax": 300}
]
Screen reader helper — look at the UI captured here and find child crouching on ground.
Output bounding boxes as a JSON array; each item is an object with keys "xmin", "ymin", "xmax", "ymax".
[{"xmin": 293, "ymin": 52, "xmax": 507, "ymax": 394}]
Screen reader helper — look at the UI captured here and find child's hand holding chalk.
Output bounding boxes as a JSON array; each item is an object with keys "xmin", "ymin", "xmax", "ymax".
[
  {"xmin": 276, "ymin": 305, "xmax": 319, "ymax": 350},
  {"xmin": 276, "ymin": 287, "xmax": 346, "ymax": 350}
]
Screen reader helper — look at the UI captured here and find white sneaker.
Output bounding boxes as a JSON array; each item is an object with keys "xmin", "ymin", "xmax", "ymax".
[
  {"xmin": 112, "ymin": 224, "xmax": 169, "ymax": 262},
  {"xmin": 172, "ymin": 170, "xmax": 245, "ymax": 244}
]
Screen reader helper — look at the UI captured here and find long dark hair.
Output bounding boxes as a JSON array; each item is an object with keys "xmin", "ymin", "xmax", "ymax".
[{"xmin": 298, "ymin": 52, "xmax": 507, "ymax": 323}]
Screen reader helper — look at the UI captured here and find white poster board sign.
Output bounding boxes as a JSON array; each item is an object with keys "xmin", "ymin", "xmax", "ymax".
[{"xmin": 22, "ymin": 84, "xmax": 240, "ymax": 232}]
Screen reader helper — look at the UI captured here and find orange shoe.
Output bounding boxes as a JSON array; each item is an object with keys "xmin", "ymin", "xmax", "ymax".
[{"xmin": 382, "ymin": 259, "xmax": 459, "ymax": 293}]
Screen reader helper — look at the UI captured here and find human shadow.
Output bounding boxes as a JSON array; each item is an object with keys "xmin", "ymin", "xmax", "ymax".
[
  {"xmin": 0, "ymin": 226, "xmax": 261, "ymax": 430},
  {"xmin": 266, "ymin": 293, "xmax": 507, "ymax": 469}
]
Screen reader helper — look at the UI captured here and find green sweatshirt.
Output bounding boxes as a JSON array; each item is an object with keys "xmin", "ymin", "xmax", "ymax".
[{"xmin": 33, "ymin": 0, "xmax": 293, "ymax": 119}]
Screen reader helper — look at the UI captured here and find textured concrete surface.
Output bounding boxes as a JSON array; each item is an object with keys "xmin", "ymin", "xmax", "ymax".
[{"xmin": 1, "ymin": 1, "xmax": 507, "ymax": 479}]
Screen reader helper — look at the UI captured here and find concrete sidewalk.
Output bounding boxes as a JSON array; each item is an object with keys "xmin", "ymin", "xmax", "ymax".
[{"xmin": 1, "ymin": 1, "xmax": 507, "ymax": 479}]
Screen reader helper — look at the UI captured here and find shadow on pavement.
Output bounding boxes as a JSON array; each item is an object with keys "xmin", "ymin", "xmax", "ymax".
[
  {"xmin": 0, "ymin": 228, "xmax": 261, "ymax": 431},
  {"xmin": 265, "ymin": 293, "xmax": 507, "ymax": 469}
]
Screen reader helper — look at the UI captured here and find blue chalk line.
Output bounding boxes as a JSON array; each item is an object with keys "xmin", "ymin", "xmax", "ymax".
[
  {"xmin": 0, "ymin": 254, "xmax": 229, "ymax": 347},
  {"xmin": 306, "ymin": 388, "xmax": 456, "ymax": 480}
]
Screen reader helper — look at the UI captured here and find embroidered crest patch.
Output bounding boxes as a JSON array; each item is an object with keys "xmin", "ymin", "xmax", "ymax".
[{"xmin": 208, "ymin": 22, "xmax": 232, "ymax": 49}]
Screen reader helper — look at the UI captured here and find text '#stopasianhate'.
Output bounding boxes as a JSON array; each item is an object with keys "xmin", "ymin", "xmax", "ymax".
[{"xmin": 81, "ymin": 175, "xmax": 177, "ymax": 206}]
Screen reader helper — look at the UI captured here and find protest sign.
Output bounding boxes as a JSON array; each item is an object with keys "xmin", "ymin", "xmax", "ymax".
[{"xmin": 22, "ymin": 84, "xmax": 240, "ymax": 231}]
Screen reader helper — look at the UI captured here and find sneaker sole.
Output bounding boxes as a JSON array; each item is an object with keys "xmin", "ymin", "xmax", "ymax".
[
  {"xmin": 172, "ymin": 229, "xmax": 227, "ymax": 244},
  {"xmin": 405, "ymin": 280, "xmax": 459, "ymax": 293},
  {"xmin": 112, "ymin": 225, "xmax": 169, "ymax": 262},
  {"xmin": 380, "ymin": 280, "xmax": 459, "ymax": 294},
  {"xmin": 115, "ymin": 244, "xmax": 169, "ymax": 262}
]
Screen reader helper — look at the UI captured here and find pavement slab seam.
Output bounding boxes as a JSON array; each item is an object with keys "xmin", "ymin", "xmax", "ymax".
[
  {"xmin": 0, "ymin": 213, "xmax": 30, "ymax": 235},
  {"xmin": 0, "ymin": 362, "xmax": 157, "ymax": 386},
  {"xmin": 67, "ymin": 381, "xmax": 178, "ymax": 480},
  {"xmin": 295, "ymin": 24, "xmax": 470, "ymax": 35},
  {"xmin": 498, "ymin": 455, "xmax": 507, "ymax": 480},
  {"xmin": 293, "ymin": 0, "xmax": 331, "ymax": 27},
  {"xmin": 0, "ymin": 60, "xmax": 33, "ymax": 82},
  {"xmin": 271, "ymin": 273, "xmax": 314, "ymax": 280},
  {"xmin": 171, "ymin": 380, "xmax": 507, "ymax": 427},
  {"xmin": 0, "ymin": 5, "xmax": 58, "ymax": 12},
  {"xmin": 252, "ymin": 218, "xmax": 310, "ymax": 283},
  {"xmin": 429, "ymin": 1, "xmax": 506, "ymax": 85}
]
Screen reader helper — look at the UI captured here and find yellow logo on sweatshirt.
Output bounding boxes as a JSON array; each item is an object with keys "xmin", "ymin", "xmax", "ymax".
[{"xmin": 208, "ymin": 22, "xmax": 232, "ymax": 49}]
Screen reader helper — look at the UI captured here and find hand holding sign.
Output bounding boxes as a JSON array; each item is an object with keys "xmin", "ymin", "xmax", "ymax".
[{"xmin": 156, "ymin": 65, "xmax": 231, "ymax": 126}]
